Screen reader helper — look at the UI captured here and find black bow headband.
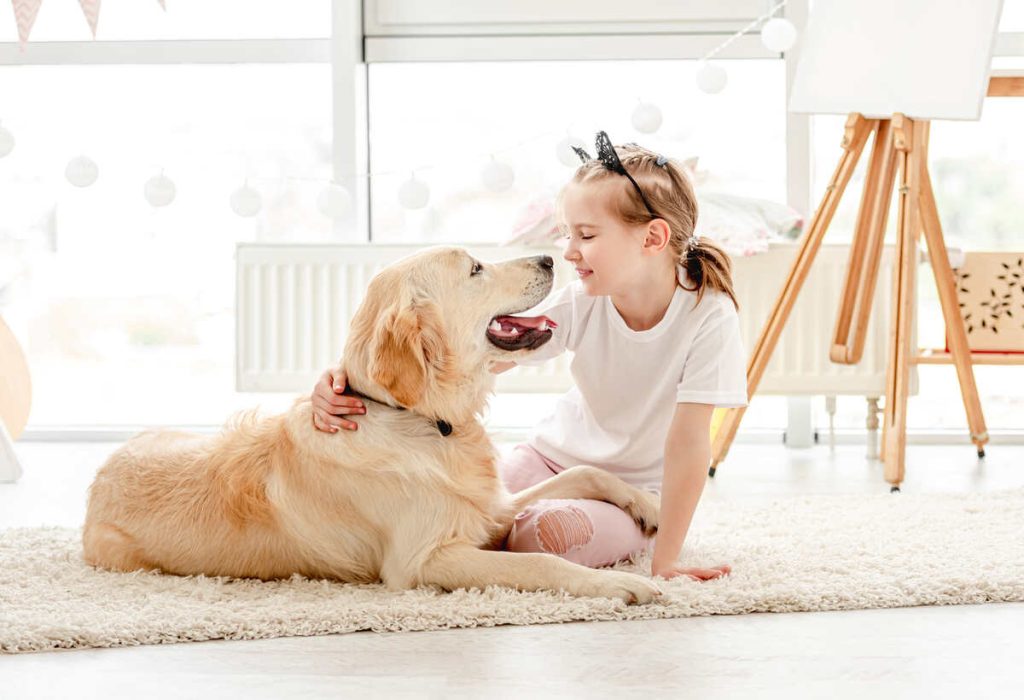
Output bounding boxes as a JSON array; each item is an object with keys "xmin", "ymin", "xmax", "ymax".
[{"xmin": 572, "ymin": 131, "xmax": 668, "ymax": 218}]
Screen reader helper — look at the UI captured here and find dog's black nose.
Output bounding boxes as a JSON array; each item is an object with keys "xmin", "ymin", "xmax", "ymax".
[{"xmin": 535, "ymin": 255, "xmax": 554, "ymax": 271}]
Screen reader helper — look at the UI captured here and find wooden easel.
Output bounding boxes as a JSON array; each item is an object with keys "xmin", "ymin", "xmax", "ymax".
[{"xmin": 709, "ymin": 82, "xmax": 1024, "ymax": 489}]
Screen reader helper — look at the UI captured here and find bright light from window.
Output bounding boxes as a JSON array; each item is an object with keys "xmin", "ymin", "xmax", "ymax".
[
  {"xmin": 0, "ymin": 64, "xmax": 331, "ymax": 427},
  {"xmin": 368, "ymin": 60, "xmax": 786, "ymax": 244}
]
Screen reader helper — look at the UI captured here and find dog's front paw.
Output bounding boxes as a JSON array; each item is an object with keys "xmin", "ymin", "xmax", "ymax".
[
  {"xmin": 623, "ymin": 490, "xmax": 660, "ymax": 537},
  {"xmin": 578, "ymin": 570, "xmax": 662, "ymax": 605}
]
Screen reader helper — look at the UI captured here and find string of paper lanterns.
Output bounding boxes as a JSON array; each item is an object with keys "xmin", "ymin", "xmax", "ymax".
[
  {"xmin": 695, "ymin": 0, "xmax": 795, "ymax": 96},
  {"xmin": 0, "ymin": 4, "xmax": 796, "ymax": 217}
]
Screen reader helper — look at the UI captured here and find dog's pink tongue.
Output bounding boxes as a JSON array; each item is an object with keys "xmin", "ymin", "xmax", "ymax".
[{"xmin": 494, "ymin": 315, "xmax": 557, "ymax": 330}]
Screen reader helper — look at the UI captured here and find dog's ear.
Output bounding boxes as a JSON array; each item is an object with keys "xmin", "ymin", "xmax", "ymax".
[{"xmin": 370, "ymin": 300, "xmax": 448, "ymax": 408}]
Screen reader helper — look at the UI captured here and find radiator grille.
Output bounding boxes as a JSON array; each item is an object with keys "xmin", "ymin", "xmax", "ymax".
[{"xmin": 236, "ymin": 242, "xmax": 915, "ymax": 397}]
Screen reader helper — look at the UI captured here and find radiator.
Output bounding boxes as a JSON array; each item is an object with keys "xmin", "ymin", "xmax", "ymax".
[
  {"xmin": 736, "ymin": 242, "xmax": 916, "ymax": 396},
  {"xmin": 235, "ymin": 244, "xmax": 576, "ymax": 393},
  {"xmin": 235, "ymin": 242, "xmax": 915, "ymax": 398}
]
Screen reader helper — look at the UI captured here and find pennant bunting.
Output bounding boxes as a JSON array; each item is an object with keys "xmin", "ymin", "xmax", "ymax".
[
  {"xmin": 11, "ymin": 0, "xmax": 43, "ymax": 48},
  {"xmin": 78, "ymin": 0, "xmax": 100, "ymax": 38}
]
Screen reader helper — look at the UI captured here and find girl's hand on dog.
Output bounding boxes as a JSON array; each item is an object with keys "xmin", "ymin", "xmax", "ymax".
[{"xmin": 311, "ymin": 365, "xmax": 366, "ymax": 432}]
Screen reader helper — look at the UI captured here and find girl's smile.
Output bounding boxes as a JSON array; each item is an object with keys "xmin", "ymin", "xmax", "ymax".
[{"xmin": 558, "ymin": 179, "xmax": 680, "ymax": 331}]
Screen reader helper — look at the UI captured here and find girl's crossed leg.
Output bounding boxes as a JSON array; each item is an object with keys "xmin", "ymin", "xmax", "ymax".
[{"xmin": 499, "ymin": 444, "xmax": 653, "ymax": 568}]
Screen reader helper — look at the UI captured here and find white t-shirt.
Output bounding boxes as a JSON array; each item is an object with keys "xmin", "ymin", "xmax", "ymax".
[{"xmin": 519, "ymin": 267, "xmax": 748, "ymax": 492}]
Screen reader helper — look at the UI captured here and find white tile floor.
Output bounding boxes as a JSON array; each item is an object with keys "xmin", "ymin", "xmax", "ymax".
[{"xmin": 2, "ymin": 439, "xmax": 1024, "ymax": 698}]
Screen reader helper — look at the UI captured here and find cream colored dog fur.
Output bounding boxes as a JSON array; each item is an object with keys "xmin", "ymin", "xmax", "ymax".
[{"xmin": 83, "ymin": 247, "xmax": 662, "ymax": 604}]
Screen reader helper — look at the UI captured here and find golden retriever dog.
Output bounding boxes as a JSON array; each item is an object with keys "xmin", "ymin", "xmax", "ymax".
[{"xmin": 83, "ymin": 247, "xmax": 662, "ymax": 604}]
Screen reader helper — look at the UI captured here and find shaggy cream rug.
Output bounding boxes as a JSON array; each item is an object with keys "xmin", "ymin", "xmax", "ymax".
[{"xmin": 3, "ymin": 489, "xmax": 1024, "ymax": 654}]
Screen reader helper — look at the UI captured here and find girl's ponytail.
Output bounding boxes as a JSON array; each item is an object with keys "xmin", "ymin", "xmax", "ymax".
[{"xmin": 681, "ymin": 237, "xmax": 739, "ymax": 310}]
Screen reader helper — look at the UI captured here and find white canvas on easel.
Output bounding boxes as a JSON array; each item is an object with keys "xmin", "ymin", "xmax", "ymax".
[{"xmin": 789, "ymin": 0, "xmax": 1004, "ymax": 120}]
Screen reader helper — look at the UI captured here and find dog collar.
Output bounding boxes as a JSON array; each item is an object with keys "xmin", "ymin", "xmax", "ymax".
[{"xmin": 342, "ymin": 387, "xmax": 453, "ymax": 437}]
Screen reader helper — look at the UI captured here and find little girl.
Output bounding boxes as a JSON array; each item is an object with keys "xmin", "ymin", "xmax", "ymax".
[{"xmin": 311, "ymin": 132, "xmax": 746, "ymax": 581}]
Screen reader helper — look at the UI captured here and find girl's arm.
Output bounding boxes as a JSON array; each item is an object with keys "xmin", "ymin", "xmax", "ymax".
[{"xmin": 651, "ymin": 402, "xmax": 731, "ymax": 580}]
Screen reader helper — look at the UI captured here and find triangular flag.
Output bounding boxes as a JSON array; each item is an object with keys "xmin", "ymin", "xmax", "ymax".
[
  {"xmin": 11, "ymin": 0, "xmax": 43, "ymax": 48},
  {"xmin": 158, "ymin": 0, "xmax": 165, "ymax": 9},
  {"xmin": 78, "ymin": 0, "xmax": 100, "ymax": 38}
]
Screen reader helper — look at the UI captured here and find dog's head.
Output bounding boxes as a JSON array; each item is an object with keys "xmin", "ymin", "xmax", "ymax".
[{"xmin": 343, "ymin": 247, "xmax": 555, "ymax": 426}]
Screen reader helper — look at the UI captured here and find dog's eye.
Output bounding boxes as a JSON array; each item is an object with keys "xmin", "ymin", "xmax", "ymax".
[{"xmin": 470, "ymin": 261, "xmax": 483, "ymax": 277}]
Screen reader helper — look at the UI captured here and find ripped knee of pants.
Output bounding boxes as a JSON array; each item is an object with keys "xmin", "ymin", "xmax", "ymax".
[{"xmin": 535, "ymin": 505, "xmax": 594, "ymax": 555}]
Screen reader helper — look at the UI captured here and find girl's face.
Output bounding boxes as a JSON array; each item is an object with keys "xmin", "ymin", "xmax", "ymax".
[{"xmin": 558, "ymin": 179, "xmax": 649, "ymax": 296}]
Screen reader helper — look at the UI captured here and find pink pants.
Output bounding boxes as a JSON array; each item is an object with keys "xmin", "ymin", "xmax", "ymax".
[{"xmin": 499, "ymin": 444, "xmax": 653, "ymax": 568}]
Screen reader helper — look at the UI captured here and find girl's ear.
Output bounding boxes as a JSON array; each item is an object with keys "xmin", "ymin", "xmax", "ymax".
[{"xmin": 643, "ymin": 219, "xmax": 672, "ymax": 254}]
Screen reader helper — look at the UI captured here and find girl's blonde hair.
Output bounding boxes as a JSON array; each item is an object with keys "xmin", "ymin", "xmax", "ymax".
[{"xmin": 567, "ymin": 143, "xmax": 738, "ymax": 309}]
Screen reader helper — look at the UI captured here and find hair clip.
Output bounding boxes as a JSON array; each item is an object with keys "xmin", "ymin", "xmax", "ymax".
[{"xmin": 655, "ymin": 154, "xmax": 669, "ymax": 167}]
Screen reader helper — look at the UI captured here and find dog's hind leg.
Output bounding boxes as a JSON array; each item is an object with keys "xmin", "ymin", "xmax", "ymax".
[{"xmin": 82, "ymin": 522, "xmax": 158, "ymax": 573}]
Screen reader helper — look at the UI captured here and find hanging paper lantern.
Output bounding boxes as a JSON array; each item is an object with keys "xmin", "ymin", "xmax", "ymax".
[
  {"xmin": 65, "ymin": 156, "xmax": 99, "ymax": 188},
  {"xmin": 398, "ymin": 174, "xmax": 429, "ymax": 210},
  {"xmin": 0, "ymin": 124, "xmax": 14, "ymax": 158},
  {"xmin": 480, "ymin": 158, "xmax": 514, "ymax": 193},
  {"xmin": 230, "ymin": 183, "xmax": 262, "ymax": 217},
  {"xmin": 556, "ymin": 135, "xmax": 586, "ymax": 167},
  {"xmin": 696, "ymin": 62, "xmax": 728, "ymax": 94},
  {"xmin": 144, "ymin": 173, "xmax": 176, "ymax": 207},
  {"xmin": 631, "ymin": 102, "xmax": 663, "ymax": 134},
  {"xmin": 316, "ymin": 182, "xmax": 353, "ymax": 219},
  {"xmin": 761, "ymin": 17, "xmax": 797, "ymax": 52}
]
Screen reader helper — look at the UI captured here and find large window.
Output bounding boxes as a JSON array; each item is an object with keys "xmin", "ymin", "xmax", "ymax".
[
  {"xmin": 367, "ymin": 59, "xmax": 786, "ymax": 244},
  {"xmin": 2, "ymin": 61, "xmax": 330, "ymax": 426},
  {"xmin": 4, "ymin": 1, "xmax": 1020, "ymax": 437},
  {"xmin": 3, "ymin": 30, "xmax": 788, "ymax": 431}
]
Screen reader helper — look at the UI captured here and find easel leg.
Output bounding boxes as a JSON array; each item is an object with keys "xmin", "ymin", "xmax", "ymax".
[
  {"xmin": 881, "ymin": 117, "xmax": 921, "ymax": 489},
  {"xmin": 918, "ymin": 161, "xmax": 989, "ymax": 458},
  {"xmin": 710, "ymin": 115, "xmax": 875, "ymax": 474},
  {"xmin": 831, "ymin": 120, "xmax": 898, "ymax": 364}
]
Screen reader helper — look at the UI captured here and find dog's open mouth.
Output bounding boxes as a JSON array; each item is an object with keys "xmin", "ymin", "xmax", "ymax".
[{"xmin": 486, "ymin": 314, "xmax": 557, "ymax": 351}]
